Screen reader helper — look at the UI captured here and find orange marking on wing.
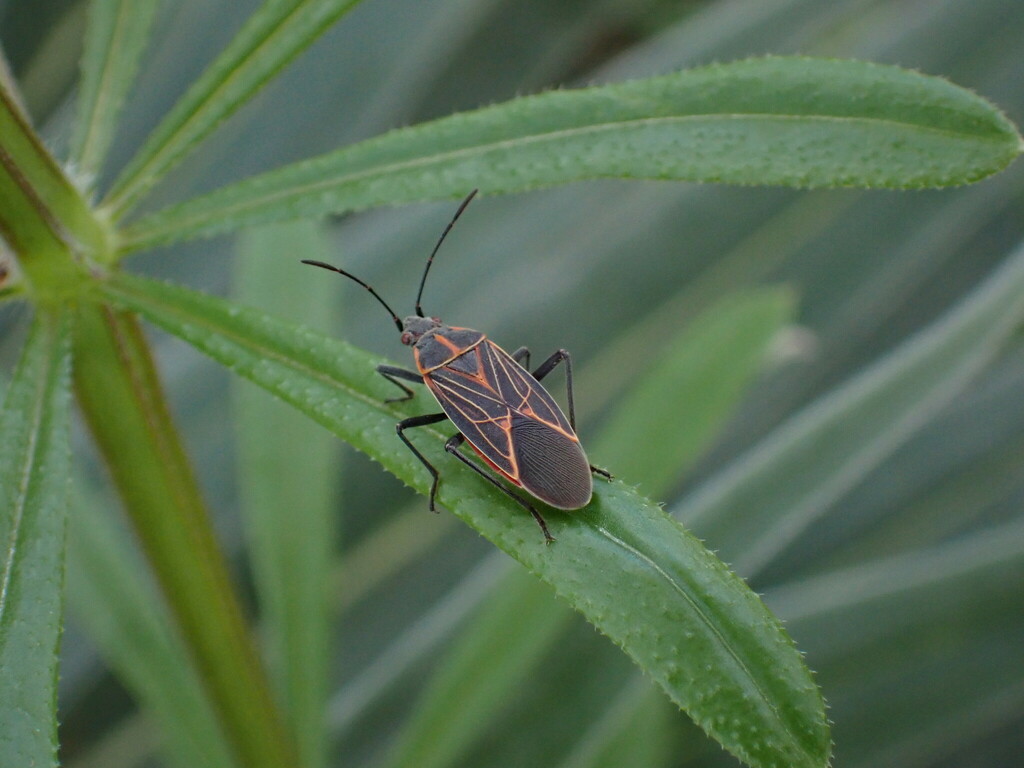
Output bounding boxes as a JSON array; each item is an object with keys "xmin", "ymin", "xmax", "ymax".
[
  {"xmin": 424, "ymin": 376, "xmax": 516, "ymax": 466},
  {"xmin": 468, "ymin": 442, "xmax": 522, "ymax": 486},
  {"xmin": 425, "ymin": 337, "xmax": 585, "ymax": 484},
  {"xmin": 484, "ymin": 343, "xmax": 579, "ymax": 440},
  {"xmin": 463, "ymin": 416, "xmax": 512, "ymax": 460},
  {"xmin": 429, "ymin": 374, "xmax": 503, "ymax": 412}
]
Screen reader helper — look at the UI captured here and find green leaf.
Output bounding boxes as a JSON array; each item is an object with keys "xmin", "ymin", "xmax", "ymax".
[
  {"xmin": 98, "ymin": 272, "xmax": 831, "ymax": 768},
  {"xmin": 592, "ymin": 287, "xmax": 795, "ymax": 494},
  {"xmin": 679, "ymin": 240, "xmax": 1024, "ymax": 579},
  {"xmin": 557, "ymin": 678, "xmax": 679, "ymax": 768},
  {"xmin": 233, "ymin": 221, "xmax": 339, "ymax": 768},
  {"xmin": 326, "ymin": 549, "xmax": 510, "ymax": 736},
  {"xmin": 70, "ymin": 0, "xmax": 160, "ymax": 183},
  {"xmin": 0, "ymin": 85, "xmax": 95, "ymax": 288},
  {"xmin": 120, "ymin": 57, "xmax": 1022, "ymax": 252},
  {"xmin": 384, "ymin": 571, "xmax": 574, "ymax": 768},
  {"xmin": 102, "ymin": 0, "xmax": 366, "ymax": 218},
  {"xmin": 383, "ymin": 288, "xmax": 796, "ymax": 768},
  {"xmin": 0, "ymin": 136, "xmax": 67, "ymax": 261},
  {"xmin": 0, "ymin": 47, "xmax": 27, "ymax": 118},
  {"xmin": 771, "ymin": 518, "xmax": 1024, "ymax": 766},
  {"xmin": 0, "ymin": 82, "xmax": 108, "ymax": 257},
  {"xmin": 0, "ymin": 311, "xmax": 71, "ymax": 768},
  {"xmin": 66, "ymin": 485, "xmax": 235, "ymax": 768},
  {"xmin": 70, "ymin": 303, "xmax": 297, "ymax": 768}
]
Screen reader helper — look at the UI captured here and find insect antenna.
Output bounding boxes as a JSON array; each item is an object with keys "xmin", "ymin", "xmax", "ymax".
[
  {"xmin": 414, "ymin": 189, "xmax": 479, "ymax": 317},
  {"xmin": 301, "ymin": 260, "xmax": 403, "ymax": 332}
]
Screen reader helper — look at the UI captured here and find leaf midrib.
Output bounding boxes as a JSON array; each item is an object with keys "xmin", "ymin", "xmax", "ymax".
[
  {"xmin": 107, "ymin": 0, "xmax": 350, "ymax": 215},
  {"xmin": 76, "ymin": 0, "xmax": 133, "ymax": 168},
  {"xmin": 592, "ymin": 522, "xmax": 817, "ymax": 765},
  {"xmin": 0, "ymin": 330, "xmax": 50, "ymax": 624},
  {"xmin": 122, "ymin": 111, "xmax": 1005, "ymax": 249},
  {"xmin": 103, "ymin": 279, "xmax": 402, "ymax": 421}
]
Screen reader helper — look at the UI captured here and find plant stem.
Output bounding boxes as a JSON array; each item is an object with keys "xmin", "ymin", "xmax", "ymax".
[
  {"xmin": 71, "ymin": 301, "xmax": 297, "ymax": 768},
  {"xmin": 0, "ymin": 84, "xmax": 109, "ymax": 258}
]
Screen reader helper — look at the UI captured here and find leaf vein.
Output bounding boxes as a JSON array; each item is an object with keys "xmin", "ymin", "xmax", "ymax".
[
  {"xmin": 125, "ymin": 111, "xmax": 1006, "ymax": 248},
  {"xmin": 0, "ymin": 325, "xmax": 51, "ymax": 624},
  {"xmin": 592, "ymin": 522, "xmax": 813, "ymax": 762}
]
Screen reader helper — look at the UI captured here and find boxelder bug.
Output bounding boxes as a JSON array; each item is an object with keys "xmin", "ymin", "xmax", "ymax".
[{"xmin": 302, "ymin": 190, "xmax": 608, "ymax": 543}]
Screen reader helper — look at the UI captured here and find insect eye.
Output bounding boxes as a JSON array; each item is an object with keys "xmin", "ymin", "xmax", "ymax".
[{"xmin": 401, "ymin": 331, "xmax": 413, "ymax": 345}]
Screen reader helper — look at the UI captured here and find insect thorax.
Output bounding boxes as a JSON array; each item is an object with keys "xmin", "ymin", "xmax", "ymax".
[{"xmin": 413, "ymin": 325, "xmax": 486, "ymax": 371}]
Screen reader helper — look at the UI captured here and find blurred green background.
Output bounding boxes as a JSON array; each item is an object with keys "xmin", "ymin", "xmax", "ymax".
[{"xmin": 3, "ymin": 0, "xmax": 1023, "ymax": 766}]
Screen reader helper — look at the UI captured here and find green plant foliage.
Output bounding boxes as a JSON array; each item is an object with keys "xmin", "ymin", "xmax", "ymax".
[
  {"xmin": 69, "ymin": 304, "xmax": 297, "ymax": 768},
  {"xmin": 233, "ymin": 221, "xmax": 340, "ymax": 768},
  {"xmin": 66, "ymin": 488, "xmax": 235, "ymax": 768},
  {"xmin": 0, "ymin": 88, "xmax": 106, "ymax": 258},
  {"xmin": 1, "ymin": 2, "xmax": 1023, "ymax": 768},
  {"xmin": 70, "ymin": 0, "xmax": 159, "ymax": 182},
  {"xmin": 382, "ymin": 288, "xmax": 795, "ymax": 768},
  {"xmin": 102, "ymin": 0, "xmax": 368, "ymax": 217},
  {"xmin": 120, "ymin": 57, "xmax": 1022, "ymax": 252},
  {"xmin": 0, "ymin": 312, "xmax": 70, "ymax": 768},
  {"xmin": 99, "ymin": 271, "xmax": 830, "ymax": 768},
  {"xmin": 680, "ymin": 241, "xmax": 1024, "ymax": 578}
]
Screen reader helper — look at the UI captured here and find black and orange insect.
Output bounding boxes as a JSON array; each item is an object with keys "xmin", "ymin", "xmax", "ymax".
[{"xmin": 302, "ymin": 190, "xmax": 608, "ymax": 542}]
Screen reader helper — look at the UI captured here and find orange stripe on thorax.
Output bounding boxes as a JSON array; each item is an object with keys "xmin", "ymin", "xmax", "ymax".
[{"xmin": 417, "ymin": 333, "xmax": 486, "ymax": 373}]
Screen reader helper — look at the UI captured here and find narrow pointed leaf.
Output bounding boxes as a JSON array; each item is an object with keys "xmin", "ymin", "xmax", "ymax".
[
  {"xmin": 98, "ymin": 272, "xmax": 831, "ymax": 768},
  {"xmin": 102, "ymin": 0, "xmax": 366, "ymax": 218},
  {"xmin": 384, "ymin": 288, "xmax": 796, "ymax": 768},
  {"xmin": 326, "ymin": 550, "xmax": 509, "ymax": 737},
  {"xmin": 679, "ymin": 240, "xmax": 1024, "ymax": 578},
  {"xmin": 0, "ymin": 92, "xmax": 94, "ymax": 282},
  {"xmin": 770, "ymin": 518, "xmax": 1024, "ymax": 766},
  {"xmin": 0, "ymin": 311, "xmax": 71, "ymax": 768},
  {"xmin": 0, "ymin": 83, "xmax": 108, "ymax": 256},
  {"xmin": 66, "ymin": 488, "xmax": 235, "ymax": 768},
  {"xmin": 384, "ymin": 570, "xmax": 573, "ymax": 768},
  {"xmin": 0, "ymin": 47, "xmax": 27, "ymax": 118},
  {"xmin": 558, "ymin": 678, "xmax": 678, "ymax": 768},
  {"xmin": 70, "ymin": 303, "xmax": 296, "ymax": 768},
  {"xmin": 592, "ymin": 287, "xmax": 795, "ymax": 493},
  {"xmin": 70, "ymin": 0, "xmax": 160, "ymax": 182},
  {"xmin": 120, "ymin": 57, "xmax": 1022, "ymax": 252},
  {"xmin": 233, "ymin": 221, "xmax": 338, "ymax": 768}
]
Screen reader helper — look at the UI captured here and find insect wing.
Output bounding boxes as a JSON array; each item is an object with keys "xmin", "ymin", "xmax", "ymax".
[
  {"xmin": 483, "ymin": 342, "xmax": 592, "ymax": 508},
  {"xmin": 509, "ymin": 412, "xmax": 591, "ymax": 509},
  {"xmin": 424, "ymin": 344, "xmax": 518, "ymax": 482},
  {"xmin": 425, "ymin": 340, "xmax": 591, "ymax": 509}
]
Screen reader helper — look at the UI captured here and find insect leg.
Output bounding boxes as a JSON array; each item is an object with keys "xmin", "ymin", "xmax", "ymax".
[
  {"xmin": 529, "ymin": 349, "xmax": 576, "ymax": 430},
  {"xmin": 529, "ymin": 350, "xmax": 613, "ymax": 481},
  {"xmin": 509, "ymin": 346, "xmax": 530, "ymax": 369},
  {"xmin": 378, "ymin": 364, "xmax": 423, "ymax": 403},
  {"xmin": 444, "ymin": 433, "xmax": 555, "ymax": 544},
  {"xmin": 396, "ymin": 412, "xmax": 450, "ymax": 511}
]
